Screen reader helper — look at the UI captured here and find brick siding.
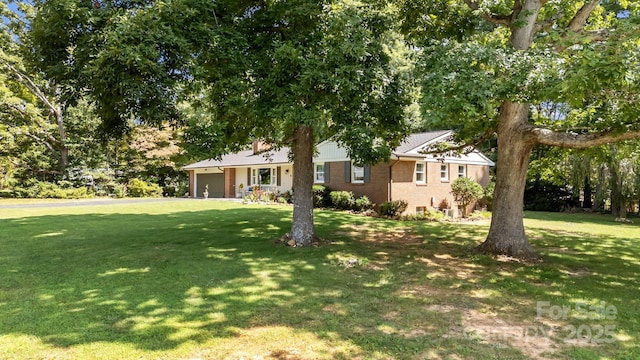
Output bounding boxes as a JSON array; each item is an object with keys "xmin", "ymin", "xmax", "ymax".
[
  {"xmin": 322, "ymin": 160, "xmax": 490, "ymax": 215},
  {"xmin": 188, "ymin": 170, "xmax": 195, "ymax": 197},
  {"xmin": 324, "ymin": 161, "xmax": 390, "ymax": 209}
]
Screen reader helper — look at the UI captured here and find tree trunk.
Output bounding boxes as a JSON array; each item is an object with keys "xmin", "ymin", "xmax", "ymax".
[
  {"xmin": 478, "ymin": 102, "xmax": 538, "ymax": 260},
  {"xmin": 290, "ymin": 125, "xmax": 315, "ymax": 246},
  {"xmin": 583, "ymin": 175, "xmax": 592, "ymax": 209},
  {"xmin": 478, "ymin": 1, "xmax": 543, "ymax": 260},
  {"xmin": 55, "ymin": 110, "xmax": 69, "ymax": 172},
  {"xmin": 594, "ymin": 164, "xmax": 607, "ymax": 211},
  {"xmin": 609, "ymin": 156, "xmax": 622, "ymax": 217},
  {"xmin": 619, "ymin": 201, "xmax": 627, "ymax": 218}
]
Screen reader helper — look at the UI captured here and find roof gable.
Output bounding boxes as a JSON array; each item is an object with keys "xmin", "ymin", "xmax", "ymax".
[{"xmin": 394, "ymin": 130, "xmax": 453, "ymax": 154}]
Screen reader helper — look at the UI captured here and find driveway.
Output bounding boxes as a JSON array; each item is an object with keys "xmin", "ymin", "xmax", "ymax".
[{"xmin": 0, "ymin": 198, "xmax": 209, "ymax": 209}]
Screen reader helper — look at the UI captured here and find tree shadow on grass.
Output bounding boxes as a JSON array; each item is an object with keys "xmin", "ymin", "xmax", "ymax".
[
  {"xmin": 2, "ymin": 208, "xmax": 296, "ymax": 349},
  {"xmin": 1, "ymin": 206, "xmax": 637, "ymax": 359},
  {"xmin": 316, "ymin": 214, "xmax": 640, "ymax": 359}
]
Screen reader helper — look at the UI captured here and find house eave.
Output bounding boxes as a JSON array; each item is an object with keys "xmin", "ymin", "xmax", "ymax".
[
  {"xmin": 183, "ymin": 161, "xmax": 291, "ymax": 171},
  {"xmin": 392, "ymin": 153, "xmax": 495, "ymax": 167}
]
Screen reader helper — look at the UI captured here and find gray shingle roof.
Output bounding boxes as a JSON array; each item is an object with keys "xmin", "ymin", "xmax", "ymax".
[
  {"xmin": 183, "ymin": 130, "xmax": 454, "ymax": 169},
  {"xmin": 394, "ymin": 130, "xmax": 452, "ymax": 154},
  {"xmin": 182, "ymin": 147, "xmax": 291, "ymax": 170}
]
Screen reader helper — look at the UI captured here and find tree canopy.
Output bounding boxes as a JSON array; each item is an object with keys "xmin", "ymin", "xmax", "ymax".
[
  {"xmin": 29, "ymin": 0, "xmax": 411, "ymax": 245},
  {"xmin": 1, "ymin": 0, "xmax": 71, "ymax": 177},
  {"xmin": 399, "ymin": 0, "xmax": 640, "ymax": 259}
]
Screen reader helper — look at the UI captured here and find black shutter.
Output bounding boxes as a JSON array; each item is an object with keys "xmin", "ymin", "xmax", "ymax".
[
  {"xmin": 344, "ymin": 161, "xmax": 351, "ymax": 183},
  {"xmin": 247, "ymin": 167, "xmax": 251, "ymax": 186},
  {"xmin": 364, "ymin": 165, "xmax": 371, "ymax": 183},
  {"xmin": 324, "ymin": 162, "xmax": 330, "ymax": 184},
  {"xmin": 277, "ymin": 166, "xmax": 281, "ymax": 186}
]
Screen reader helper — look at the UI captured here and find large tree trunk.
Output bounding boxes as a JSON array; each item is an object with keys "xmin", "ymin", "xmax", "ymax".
[
  {"xmin": 478, "ymin": 102, "xmax": 538, "ymax": 260},
  {"xmin": 290, "ymin": 125, "xmax": 315, "ymax": 246},
  {"xmin": 478, "ymin": 1, "xmax": 542, "ymax": 260}
]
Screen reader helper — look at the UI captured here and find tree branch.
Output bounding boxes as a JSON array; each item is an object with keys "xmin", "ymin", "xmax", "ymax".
[
  {"xmin": 418, "ymin": 128, "xmax": 496, "ymax": 155},
  {"xmin": 530, "ymin": 127, "xmax": 640, "ymax": 149},
  {"xmin": 5, "ymin": 157, "xmax": 63, "ymax": 175},
  {"xmin": 535, "ymin": 10, "xmax": 565, "ymax": 32},
  {"xmin": 21, "ymin": 132, "xmax": 56, "ymax": 153},
  {"xmin": 463, "ymin": 0, "xmax": 511, "ymax": 26},
  {"xmin": 550, "ymin": 2, "xmax": 614, "ymax": 51},
  {"xmin": 1, "ymin": 60, "xmax": 62, "ymax": 119},
  {"xmin": 568, "ymin": 0, "xmax": 600, "ymax": 33},
  {"xmin": 1, "ymin": 104, "xmax": 61, "ymax": 145}
]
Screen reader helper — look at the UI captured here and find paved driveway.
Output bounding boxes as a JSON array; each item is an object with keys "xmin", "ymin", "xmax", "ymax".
[{"xmin": 0, "ymin": 198, "xmax": 205, "ymax": 209}]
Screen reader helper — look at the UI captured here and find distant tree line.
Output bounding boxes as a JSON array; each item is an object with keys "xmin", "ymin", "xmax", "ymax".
[
  {"xmin": 526, "ymin": 142, "xmax": 640, "ymax": 217},
  {"xmin": 0, "ymin": 2, "xmax": 188, "ymax": 198}
]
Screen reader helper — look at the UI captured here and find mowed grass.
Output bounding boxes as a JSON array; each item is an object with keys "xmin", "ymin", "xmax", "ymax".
[{"xmin": 0, "ymin": 200, "xmax": 639, "ymax": 359}]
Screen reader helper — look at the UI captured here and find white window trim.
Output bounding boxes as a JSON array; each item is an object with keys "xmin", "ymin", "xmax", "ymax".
[
  {"xmin": 440, "ymin": 163, "xmax": 449, "ymax": 182},
  {"xmin": 352, "ymin": 163, "xmax": 365, "ymax": 184},
  {"xmin": 416, "ymin": 162, "xmax": 426, "ymax": 184},
  {"xmin": 252, "ymin": 167, "xmax": 277, "ymax": 186},
  {"xmin": 314, "ymin": 163, "xmax": 325, "ymax": 183},
  {"xmin": 458, "ymin": 164, "xmax": 467, "ymax": 178}
]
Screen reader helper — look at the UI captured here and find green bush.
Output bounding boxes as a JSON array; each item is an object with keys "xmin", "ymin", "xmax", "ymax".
[
  {"xmin": 379, "ymin": 200, "xmax": 408, "ymax": 217},
  {"xmin": 9, "ymin": 181, "xmax": 94, "ymax": 199},
  {"xmin": 479, "ymin": 182, "xmax": 495, "ymax": 211},
  {"xmin": 523, "ymin": 180, "xmax": 579, "ymax": 212},
  {"xmin": 313, "ymin": 185, "xmax": 331, "ymax": 208},
  {"xmin": 161, "ymin": 175, "xmax": 189, "ymax": 197},
  {"xmin": 450, "ymin": 177, "xmax": 484, "ymax": 217},
  {"xmin": 425, "ymin": 207, "xmax": 445, "ymax": 220},
  {"xmin": 330, "ymin": 191, "xmax": 355, "ymax": 210},
  {"xmin": 112, "ymin": 183, "xmax": 127, "ymax": 198},
  {"xmin": 262, "ymin": 191, "xmax": 275, "ymax": 202},
  {"xmin": 68, "ymin": 187, "xmax": 93, "ymax": 198},
  {"xmin": 401, "ymin": 208, "xmax": 445, "ymax": 221},
  {"xmin": 243, "ymin": 192, "xmax": 259, "ymax": 203},
  {"xmin": 279, "ymin": 190, "xmax": 293, "ymax": 204},
  {"xmin": 127, "ymin": 178, "xmax": 162, "ymax": 198},
  {"xmin": 354, "ymin": 195, "xmax": 374, "ymax": 212},
  {"xmin": 469, "ymin": 210, "xmax": 492, "ymax": 220},
  {"xmin": 84, "ymin": 169, "xmax": 118, "ymax": 197},
  {"xmin": 11, "ymin": 187, "xmax": 30, "ymax": 198}
]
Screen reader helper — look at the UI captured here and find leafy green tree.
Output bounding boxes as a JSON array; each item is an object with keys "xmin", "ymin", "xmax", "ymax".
[
  {"xmin": 119, "ymin": 124, "xmax": 187, "ymax": 196},
  {"xmin": 30, "ymin": 0, "xmax": 410, "ymax": 245},
  {"xmin": 601, "ymin": 142, "xmax": 640, "ymax": 218},
  {"xmin": 527, "ymin": 142, "xmax": 640, "ymax": 216},
  {"xmin": 1, "ymin": 1, "xmax": 70, "ymax": 177},
  {"xmin": 400, "ymin": 1, "xmax": 640, "ymax": 259},
  {"xmin": 450, "ymin": 177, "xmax": 484, "ymax": 218}
]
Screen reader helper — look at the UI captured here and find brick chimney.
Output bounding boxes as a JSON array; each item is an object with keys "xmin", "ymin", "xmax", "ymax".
[{"xmin": 252, "ymin": 140, "xmax": 272, "ymax": 154}]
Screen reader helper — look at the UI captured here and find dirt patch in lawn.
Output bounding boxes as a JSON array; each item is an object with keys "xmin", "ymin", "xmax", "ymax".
[
  {"xmin": 447, "ymin": 307, "xmax": 562, "ymax": 360},
  {"xmin": 335, "ymin": 225, "xmax": 424, "ymax": 248}
]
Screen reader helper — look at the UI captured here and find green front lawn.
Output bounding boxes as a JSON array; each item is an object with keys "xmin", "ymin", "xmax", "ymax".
[{"xmin": 1, "ymin": 201, "xmax": 638, "ymax": 359}]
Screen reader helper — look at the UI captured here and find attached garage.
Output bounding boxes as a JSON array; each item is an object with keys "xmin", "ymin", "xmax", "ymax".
[
  {"xmin": 196, "ymin": 173, "xmax": 224, "ymax": 198},
  {"xmin": 182, "ymin": 144, "xmax": 293, "ymax": 198}
]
